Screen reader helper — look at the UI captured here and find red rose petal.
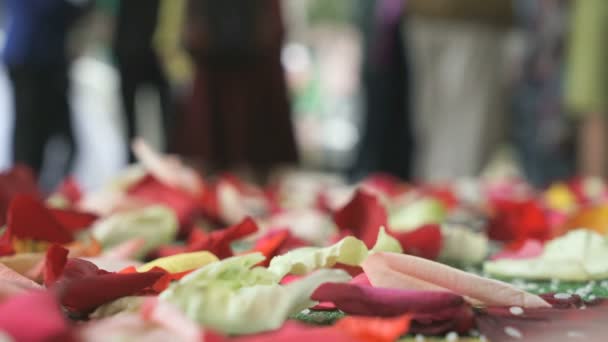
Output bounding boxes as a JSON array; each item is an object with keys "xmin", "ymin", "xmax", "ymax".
[
  {"xmin": 156, "ymin": 217, "xmax": 258, "ymax": 259},
  {"xmin": 360, "ymin": 173, "xmax": 409, "ymax": 198},
  {"xmin": 128, "ymin": 174, "xmax": 200, "ymax": 231},
  {"xmin": 388, "ymin": 224, "xmax": 443, "ymax": 260},
  {"xmin": 488, "ymin": 199, "xmax": 550, "ymax": 242},
  {"xmin": 421, "ymin": 185, "xmax": 458, "ymax": 210},
  {"xmin": 0, "ymin": 165, "xmax": 40, "ymax": 227},
  {"xmin": 55, "ymin": 176, "xmax": 83, "ymax": 204},
  {"xmin": 53, "ymin": 258, "xmax": 163, "ymax": 313},
  {"xmin": 49, "ymin": 208, "xmax": 97, "ymax": 233},
  {"xmin": 251, "ymin": 229, "xmax": 290, "ymax": 266},
  {"xmin": 6, "ymin": 194, "xmax": 73, "ymax": 244},
  {"xmin": 44, "ymin": 244, "xmax": 69, "ymax": 286},
  {"xmin": 311, "ymin": 282, "xmax": 465, "ymax": 319},
  {"xmin": 333, "ymin": 190, "xmax": 388, "ymax": 248},
  {"xmin": 0, "ymin": 233, "xmax": 14, "ymax": 256}
]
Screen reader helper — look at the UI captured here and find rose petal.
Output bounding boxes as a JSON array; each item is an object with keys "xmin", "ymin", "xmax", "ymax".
[
  {"xmin": 251, "ymin": 229, "xmax": 290, "ymax": 266},
  {"xmin": 363, "ymin": 252, "xmax": 550, "ymax": 308},
  {"xmin": 49, "ymin": 208, "xmax": 98, "ymax": 233},
  {"xmin": 488, "ymin": 199, "xmax": 550, "ymax": 242},
  {"xmin": 137, "ymin": 251, "xmax": 218, "ymax": 273},
  {"xmin": 558, "ymin": 205, "xmax": 608, "ymax": 237},
  {"xmin": 77, "ymin": 312, "xmax": 194, "ymax": 342},
  {"xmin": 132, "ymin": 138, "xmax": 203, "ymax": 195},
  {"xmin": 103, "ymin": 238, "xmax": 147, "ymax": 260},
  {"xmin": 311, "ymin": 283, "xmax": 464, "ymax": 318},
  {"xmin": 0, "ymin": 252, "xmax": 43, "ymax": 276},
  {"xmin": 333, "ymin": 190, "xmax": 388, "ymax": 248},
  {"xmin": 491, "ymin": 239, "xmax": 544, "ymax": 261},
  {"xmin": 127, "ymin": 174, "xmax": 200, "ymax": 230},
  {"xmin": 0, "ymin": 263, "xmax": 41, "ymax": 300},
  {"xmin": 44, "ymin": 244, "xmax": 69, "ymax": 286},
  {"xmin": 53, "ymin": 258, "xmax": 164, "ymax": 313},
  {"xmin": 141, "ymin": 297, "xmax": 202, "ymax": 341},
  {"xmin": 55, "ymin": 176, "xmax": 83, "ymax": 204},
  {"xmin": 360, "ymin": 173, "xmax": 409, "ymax": 198},
  {"xmin": 0, "ymin": 165, "xmax": 40, "ymax": 227},
  {"xmin": 350, "ymin": 273, "xmax": 371, "ymax": 286},
  {"xmin": 477, "ymin": 299, "xmax": 608, "ymax": 342},
  {"xmin": 156, "ymin": 217, "xmax": 258, "ymax": 259},
  {"xmin": 6, "ymin": 194, "xmax": 73, "ymax": 244},
  {"xmin": 334, "ymin": 314, "xmax": 411, "ymax": 342},
  {"xmin": 388, "ymin": 224, "xmax": 442, "ymax": 260},
  {"xmin": 0, "ymin": 291, "xmax": 71, "ymax": 341},
  {"xmin": 231, "ymin": 322, "xmax": 356, "ymax": 342}
]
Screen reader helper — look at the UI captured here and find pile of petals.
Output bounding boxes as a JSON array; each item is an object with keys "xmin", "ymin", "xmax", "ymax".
[{"xmin": 3, "ymin": 140, "xmax": 608, "ymax": 341}]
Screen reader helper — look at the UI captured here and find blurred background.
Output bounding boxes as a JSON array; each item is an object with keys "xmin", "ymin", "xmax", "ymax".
[{"xmin": 0, "ymin": 0, "xmax": 604, "ymax": 192}]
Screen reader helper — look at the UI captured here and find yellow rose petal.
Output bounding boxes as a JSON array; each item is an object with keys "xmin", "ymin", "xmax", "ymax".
[
  {"xmin": 544, "ymin": 183, "xmax": 576, "ymax": 213},
  {"xmin": 137, "ymin": 251, "xmax": 218, "ymax": 273}
]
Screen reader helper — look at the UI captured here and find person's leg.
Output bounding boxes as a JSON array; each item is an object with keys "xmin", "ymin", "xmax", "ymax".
[
  {"xmin": 380, "ymin": 19, "xmax": 412, "ymax": 180},
  {"xmin": 419, "ymin": 21, "xmax": 506, "ymax": 182},
  {"xmin": 577, "ymin": 112, "xmax": 606, "ymax": 177},
  {"xmin": 406, "ymin": 17, "xmax": 444, "ymax": 182},
  {"xmin": 8, "ymin": 67, "xmax": 46, "ymax": 175},
  {"xmin": 117, "ymin": 62, "xmax": 138, "ymax": 163},
  {"xmin": 49, "ymin": 65, "xmax": 76, "ymax": 177},
  {"xmin": 349, "ymin": 70, "xmax": 388, "ymax": 181},
  {"xmin": 147, "ymin": 53, "xmax": 173, "ymax": 152}
]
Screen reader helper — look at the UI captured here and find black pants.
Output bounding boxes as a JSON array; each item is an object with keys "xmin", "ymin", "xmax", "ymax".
[
  {"xmin": 8, "ymin": 65, "xmax": 75, "ymax": 183},
  {"xmin": 117, "ymin": 53, "xmax": 171, "ymax": 163},
  {"xmin": 350, "ymin": 20, "xmax": 414, "ymax": 182}
]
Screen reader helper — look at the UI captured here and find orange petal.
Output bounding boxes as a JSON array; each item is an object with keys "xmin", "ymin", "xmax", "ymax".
[{"xmin": 335, "ymin": 314, "xmax": 411, "ymax": 342}]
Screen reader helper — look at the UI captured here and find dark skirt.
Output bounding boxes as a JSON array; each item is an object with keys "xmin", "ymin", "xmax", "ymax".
[{"xmin": 173, "ymin": 56, "xmax": 298, "ymax": 172}]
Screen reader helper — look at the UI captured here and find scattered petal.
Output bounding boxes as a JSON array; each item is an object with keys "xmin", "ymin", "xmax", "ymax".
[
  {"xmin": 333, "ymin": 190, "xmax": 388, "ymax": 248},
  {"xmin": 0, "ymin": 291, "xmax": 71, "ymax": 341},
  {"xmin": 137, "ymin": 251, "xmax": 218, "ymax": 273},
  {"xmin": 92, "ymin": 206, "xmax": 178, "ymax": 259},
  {"xmin": 268, "ymin": 236, "xmax": 368, "ymax": 278},
  {"xmin": 363, "ymin": 252, "xmax": 550, "ymax": 308},
  {"xmin": 484, "ymin": 229, "xmax": 608, "ymax": 281},
  {"xmin": 162, "ymin": 253, "xmax": 350, "ymax": 334}
]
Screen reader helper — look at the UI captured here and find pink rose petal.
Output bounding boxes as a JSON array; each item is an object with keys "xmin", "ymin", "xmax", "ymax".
[
  {"xmin": 363, "ymin": 252, "xmax": 550, "ymax": 308},
  {"xmin": 491, "ymin": 239, "xmax": 544, "ymax": 261},
  {"xmin": 0, "ymin": 291, "xmax": 72, "ymax": 341}
]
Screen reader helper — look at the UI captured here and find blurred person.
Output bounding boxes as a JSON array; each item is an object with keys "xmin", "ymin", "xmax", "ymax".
[
  {"xmin": 512, "ymin": 0, "xmax": 575, "ymax": 187},
  {"xmin": 175, "ymin": 0, "xmax": 298, "ymax": 182},
  {"xmin": 113, "ymin": 0, "xmax": 172, "ymax": 163},
  {"xmin": 405, "ymin": 0, "xmax": 514, "ymax": 182},
  {"xmin": 3, "ymin": 0, "xmax": 90, "ymax": 187},
  {"xmin": 350, "ymin": 0, "xmax": 414, "ymax": 182},
  {"xmin": 565, "ymin": 0, "xmax": 608, "ymax": 177}
]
